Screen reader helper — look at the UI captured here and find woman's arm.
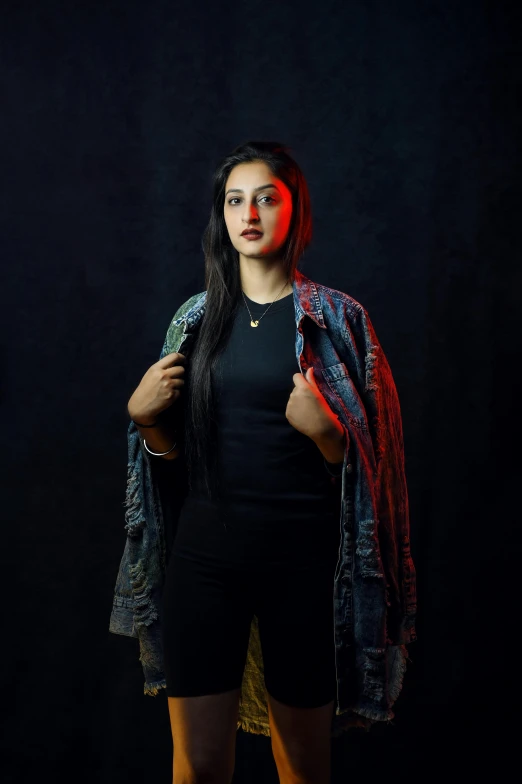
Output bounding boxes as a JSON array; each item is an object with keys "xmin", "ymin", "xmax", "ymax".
[{"xmin": 129, "ymin": 405, "xmax": 181, "ymax": 460}]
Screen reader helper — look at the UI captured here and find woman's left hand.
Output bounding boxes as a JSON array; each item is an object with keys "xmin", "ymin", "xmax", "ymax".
[{"xmin": 285, "ymin": 366, "xmax": 341, "ymax": 441}]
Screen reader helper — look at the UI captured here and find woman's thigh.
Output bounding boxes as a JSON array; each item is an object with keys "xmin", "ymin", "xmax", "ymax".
[{"xmin": 162, "ymin": 552, "xmax": 254, "ymax": 697}]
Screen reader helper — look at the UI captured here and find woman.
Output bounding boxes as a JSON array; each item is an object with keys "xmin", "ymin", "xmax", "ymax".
[{"xmin": 118, "ymin": 140, "xmax": 416, "ymax": 784}]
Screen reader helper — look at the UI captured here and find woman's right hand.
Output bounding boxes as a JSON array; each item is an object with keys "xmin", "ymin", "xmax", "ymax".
[{"xmin": 127, "ymin": 352, "xmax": 187, "ymax": 424}]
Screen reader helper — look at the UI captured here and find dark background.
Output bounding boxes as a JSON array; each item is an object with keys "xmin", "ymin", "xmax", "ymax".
[{"xmin": 2, "ymin": 0, "xmax": 520, "ymax": 781}]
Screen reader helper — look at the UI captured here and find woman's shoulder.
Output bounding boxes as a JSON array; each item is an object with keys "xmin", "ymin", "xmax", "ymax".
[{"xmin": 170, "ymin": 290, "xmax": 206, "ymax": 323}]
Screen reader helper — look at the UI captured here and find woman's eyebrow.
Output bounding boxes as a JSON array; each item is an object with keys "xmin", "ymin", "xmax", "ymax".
[{"xmin": 225, "ymin": 183, "xmax": 280, "ymax": 196}]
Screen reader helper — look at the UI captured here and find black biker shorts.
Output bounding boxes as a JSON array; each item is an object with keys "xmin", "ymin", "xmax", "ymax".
[{"xmin": 161, "ymin": 548, "xmax": 339, "ymax": 709}]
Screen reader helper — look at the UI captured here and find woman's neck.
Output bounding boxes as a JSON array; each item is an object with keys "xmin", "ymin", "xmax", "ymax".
[{"xmin": 240, "ymin": 276, "xmax": 292, "ymax": 304}]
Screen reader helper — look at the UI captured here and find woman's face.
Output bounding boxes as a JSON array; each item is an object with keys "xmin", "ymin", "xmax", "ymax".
[{"xmin": 223, "ymin": 161, "xmax": 293, "ymax": 262}]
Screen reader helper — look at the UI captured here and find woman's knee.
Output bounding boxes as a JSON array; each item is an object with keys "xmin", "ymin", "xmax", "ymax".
[{"xmin": 168, "ymin": 689, "xmax": 240, "ymax": 784}]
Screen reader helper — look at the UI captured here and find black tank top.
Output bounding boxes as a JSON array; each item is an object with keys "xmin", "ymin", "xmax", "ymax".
[{"xmin": 172, "ymin": 291, "xmax": 342, "ymax": 570}]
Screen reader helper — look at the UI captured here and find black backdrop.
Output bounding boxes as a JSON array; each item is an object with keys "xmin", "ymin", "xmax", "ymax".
[{"xmin": 2, "ymin": 1, "xmax": 520, "ymax": 781}]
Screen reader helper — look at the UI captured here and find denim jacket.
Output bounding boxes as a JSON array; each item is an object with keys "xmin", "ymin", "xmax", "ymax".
[{"xmin": 108, "ymin": 267, "xmax": 417, "ymax": 737}]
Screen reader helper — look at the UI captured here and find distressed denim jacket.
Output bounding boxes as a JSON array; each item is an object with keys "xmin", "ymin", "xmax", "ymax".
[{"xmin": 108, "ymin": 267, "xmax": 417, "ymax": 737}]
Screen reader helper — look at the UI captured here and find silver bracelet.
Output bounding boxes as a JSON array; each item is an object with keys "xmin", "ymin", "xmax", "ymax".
[{"xmin": 143, "ymin": 438, "xmax": 177, "ymax": 457}]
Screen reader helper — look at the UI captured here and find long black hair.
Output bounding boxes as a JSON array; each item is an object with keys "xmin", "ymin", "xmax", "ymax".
[{"xmin": 182, "ymin": 140, "xmax": 313, "ymax": 504}]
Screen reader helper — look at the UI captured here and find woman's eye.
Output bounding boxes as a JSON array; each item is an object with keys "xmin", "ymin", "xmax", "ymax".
[{"xmin": 228, "ymin": 196, "xmax": 274, "ymax": 205}]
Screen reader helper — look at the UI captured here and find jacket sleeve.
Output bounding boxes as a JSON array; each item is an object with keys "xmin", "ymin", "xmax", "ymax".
[{"xmin": 351, "ymin": 305, "xmax": 417, "ymax": 645}]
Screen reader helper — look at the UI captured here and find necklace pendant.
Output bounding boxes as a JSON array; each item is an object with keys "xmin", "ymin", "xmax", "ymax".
[{"xmin": 250, "ymin": 320, "xmax": 259, "ymax": 327}]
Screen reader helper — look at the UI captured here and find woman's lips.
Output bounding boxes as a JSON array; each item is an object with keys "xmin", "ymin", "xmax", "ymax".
[{"xmin": 242, "ymin": 232, "xmax": 263, "ymax": 240}]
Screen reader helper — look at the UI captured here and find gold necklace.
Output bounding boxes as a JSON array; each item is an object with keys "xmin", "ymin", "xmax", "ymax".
[{"xmin": 241, "ymin": 278, "xmax": 290, "ymax": 327}]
